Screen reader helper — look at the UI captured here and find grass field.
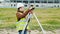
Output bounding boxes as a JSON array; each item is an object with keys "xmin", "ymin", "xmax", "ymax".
[{"xmin": 0, "ymin": 8, "xmax": 60, "ymax": 32}]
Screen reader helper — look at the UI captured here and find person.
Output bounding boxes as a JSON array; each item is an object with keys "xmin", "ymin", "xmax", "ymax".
[{"xmin": 16, "ymin": 3, "xmax": 35, "ymax": 34}]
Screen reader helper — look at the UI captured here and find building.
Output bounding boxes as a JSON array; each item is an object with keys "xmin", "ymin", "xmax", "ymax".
[{"xmin": 0, "ymin": 0, "xmax": 60, "ymax": 8}]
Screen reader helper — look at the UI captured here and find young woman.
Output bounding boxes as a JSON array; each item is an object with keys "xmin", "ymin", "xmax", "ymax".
[{"xmin": 16, "ymin": 3, "xmax": 35, "ymax": 34}]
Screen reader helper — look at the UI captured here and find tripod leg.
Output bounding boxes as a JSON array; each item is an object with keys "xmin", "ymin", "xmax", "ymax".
[{"xmin": 33, "ymin": 13, "xmax": 46, "ymax": 34}]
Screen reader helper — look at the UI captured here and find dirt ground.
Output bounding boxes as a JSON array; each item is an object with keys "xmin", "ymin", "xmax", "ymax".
[{"xmin": 0, "ymin": 29, "xmax": 60, "ymax": 34}]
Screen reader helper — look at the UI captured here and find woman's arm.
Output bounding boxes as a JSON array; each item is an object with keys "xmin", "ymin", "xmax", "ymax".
[{"xmin": 16, "ymin": 8, "xmax": 35, "ymax": 19}]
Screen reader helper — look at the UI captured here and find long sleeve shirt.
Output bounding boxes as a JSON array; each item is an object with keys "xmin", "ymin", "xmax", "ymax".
[{"xmin": 16, "ymin": 8, "xmax": 34, "ymax": 21}]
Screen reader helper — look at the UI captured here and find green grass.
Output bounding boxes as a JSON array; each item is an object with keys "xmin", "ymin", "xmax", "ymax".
[{"xmin": 0, "ymin": 8, "xmax": 60, "ymax": 31}]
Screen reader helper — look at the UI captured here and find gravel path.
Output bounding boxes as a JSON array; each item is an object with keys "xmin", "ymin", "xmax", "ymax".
[{"xmin": 0, "ymin": 29, "xmax": 60, "ymax": 34}]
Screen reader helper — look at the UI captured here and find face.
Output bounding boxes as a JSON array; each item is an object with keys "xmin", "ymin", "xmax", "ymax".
[{"xmin": 19, "ymin": 6, "xmax": 24, "ymax": 12}]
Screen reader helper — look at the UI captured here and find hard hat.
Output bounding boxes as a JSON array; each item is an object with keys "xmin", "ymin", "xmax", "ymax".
[{"xmin": 17, "ymin": 3, "xmax": 24, "ymax": 8}]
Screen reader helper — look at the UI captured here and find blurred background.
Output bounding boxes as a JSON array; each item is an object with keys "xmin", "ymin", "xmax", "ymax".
[
  {"xmin": 0, "ymin": 0, "xmax": 60, "ymax": 34},
  {"xmin": 0, "ymin": 0, "xmax": 60, "ymax": 8}
]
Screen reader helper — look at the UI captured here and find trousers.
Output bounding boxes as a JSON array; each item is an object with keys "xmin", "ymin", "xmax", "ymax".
[{"xmin": 18, "ymin": 30, "xmax": 29, "ymax": 34}]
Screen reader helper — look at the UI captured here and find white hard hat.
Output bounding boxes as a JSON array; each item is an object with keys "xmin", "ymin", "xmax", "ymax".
[{"xmin": 17, "ymin": 3, "xmax": 24, "ymax": 8}]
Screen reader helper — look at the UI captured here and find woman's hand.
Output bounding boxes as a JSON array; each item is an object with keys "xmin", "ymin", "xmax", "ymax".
[
  {"xmin": 29, "ymin": 11, "xmax": 33, "ymax": 14},
  {"xmin": 29, "ymin": 5, "xmax": 35, "ymax": 10},
  {"xmin": 28, "ymin": 5, "xmax": 35, "ymax": 14}
]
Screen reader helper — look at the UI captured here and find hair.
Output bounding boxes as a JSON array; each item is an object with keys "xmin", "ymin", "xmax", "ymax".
[
  {"xmin": 17, "ymin": 7, "xmax": 23, "ymax": 13},
  {"xmin": 17, "ymin": 7, "xmax": 21, "ymax": 12}
]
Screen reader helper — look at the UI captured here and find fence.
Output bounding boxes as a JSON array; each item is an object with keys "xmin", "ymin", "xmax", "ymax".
[{"xmin": 0, "ymin": 0, "xmax": 60, "ymax": 8}]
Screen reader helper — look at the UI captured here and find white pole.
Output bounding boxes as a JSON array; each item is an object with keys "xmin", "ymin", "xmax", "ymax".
[
  {"xmin": 21, "ymin": 14, "xmax": 32, "ymax": 34},
  {"xmin": 33, "ymin": 13, "xmax": 46, "ymax": 34}
]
